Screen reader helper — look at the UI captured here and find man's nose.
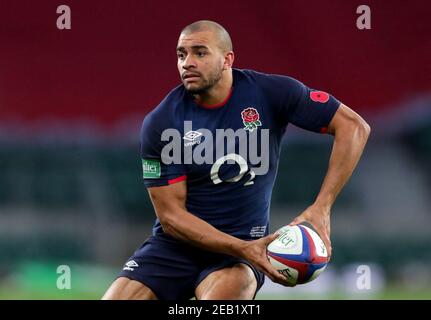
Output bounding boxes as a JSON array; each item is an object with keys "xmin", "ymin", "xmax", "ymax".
[{"xmin": 182, "ymin": 55, "xmax": 197, "ymax": 69}]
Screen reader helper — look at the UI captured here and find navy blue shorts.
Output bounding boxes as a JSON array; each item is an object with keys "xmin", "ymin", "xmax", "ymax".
[{"xmin": 118, "ymin": 234, "xmax": 265, "ymax": 300}]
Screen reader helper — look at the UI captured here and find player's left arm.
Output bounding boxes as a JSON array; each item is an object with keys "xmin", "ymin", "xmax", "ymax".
[{"xmin": 289, "ymin": 103, "xmax": 371, "ymax": 259}]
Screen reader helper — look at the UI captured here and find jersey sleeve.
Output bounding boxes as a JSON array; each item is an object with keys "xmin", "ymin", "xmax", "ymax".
[
  {"xmin": 259, "ymin": 72, "xmax": 341, "ymax": 132},
  {"xmin": 140, "ymin": 113, "xmax": 186, "ymax": 188}
]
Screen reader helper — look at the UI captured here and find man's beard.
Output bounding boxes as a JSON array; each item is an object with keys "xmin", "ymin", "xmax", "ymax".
[{"xmin": 184, "ymin": 67, "xmax": 223, "ymax": 94}]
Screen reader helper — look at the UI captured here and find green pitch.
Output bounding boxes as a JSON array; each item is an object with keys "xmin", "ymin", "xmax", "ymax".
[{"xmin": 1, "ymin": 262, "xmax": 430, "ymax": 300}]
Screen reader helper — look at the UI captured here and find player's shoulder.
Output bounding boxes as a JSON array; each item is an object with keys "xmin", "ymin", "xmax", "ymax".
[
  {"xmin": 238, "ymin": 69, "xmax": 305, "ymax": 100},
  {"xmin": 236, "ymin": 68, "xmax": 304, "ymax": 88},
  {"xmin": 142, "ymin": 84, "xmax": 187, "ymax": 130}
]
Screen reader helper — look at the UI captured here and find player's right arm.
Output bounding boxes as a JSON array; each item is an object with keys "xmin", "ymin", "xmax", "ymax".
[{"xmin": 147, "ymin": 181, "xmax": 289, "ymax": 286}]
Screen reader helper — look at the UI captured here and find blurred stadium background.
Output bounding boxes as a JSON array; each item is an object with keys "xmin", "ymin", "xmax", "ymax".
[{"xmin": 0, "ymin": 0, "xmax": 430, "ymax": 299}]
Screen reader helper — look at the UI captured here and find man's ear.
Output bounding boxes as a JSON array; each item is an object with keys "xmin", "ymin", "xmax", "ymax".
[{"xmin": 223, "ymin": 51, "xmax": 234, "ymax": 70}]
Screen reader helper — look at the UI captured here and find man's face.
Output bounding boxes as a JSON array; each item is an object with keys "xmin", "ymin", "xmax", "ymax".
[{"xmin": 176, "ymin": 30, "xmax": 225, "ymax": 94}]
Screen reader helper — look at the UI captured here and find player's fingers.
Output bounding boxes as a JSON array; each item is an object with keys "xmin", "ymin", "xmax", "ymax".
[
  {"xmin": 262, "ymin": 233, "xmax": 280, "ymax": 245},
  {"xmin": 274, "ymin": 278, "xmax": 295, "ymax": 287},
  {"xmin": 318, "ymin": 230, "xmax": 332, "ymax": 260},
  {"xmin": 263, "ymin": 256, "xmax": 296, "ymax": 287},
  {"xmin": 324, "ymin": 236, "xmax": 332, "ymax": 260},
  {"xmin": 260, "ymin": 256, "xmax": 282, "ymax": 278},
  {"xmin": 266, "ymin": 270, "xmax": 294, "ymax": 287},
  {"xmin": 289, "ymin": 215, "xmax": 305, "ymax": 226},
  {"xmin": 262, "ymin": 262, "xmax": 285, "ymax": 283}
]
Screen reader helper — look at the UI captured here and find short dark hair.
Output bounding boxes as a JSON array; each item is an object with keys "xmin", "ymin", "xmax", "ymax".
[{"xmin": 180, "ymin": 20, "xmax": 233, "ymax": 52}]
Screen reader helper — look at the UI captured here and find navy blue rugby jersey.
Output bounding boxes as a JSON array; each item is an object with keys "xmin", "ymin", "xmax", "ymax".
[{"xmin": 140, "ymin": 69, "xmax": 340, "ymax": 240}]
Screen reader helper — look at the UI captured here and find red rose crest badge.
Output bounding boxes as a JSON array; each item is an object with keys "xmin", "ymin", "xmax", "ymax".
[{"xmin": 241, "ymin": 107, "xmax": 262, "ymax": 132}]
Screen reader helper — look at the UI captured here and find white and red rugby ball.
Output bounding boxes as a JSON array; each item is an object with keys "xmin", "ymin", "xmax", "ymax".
[{"xmin": 267, "ymin": 224, "xmax": 329, "ymax": 286}]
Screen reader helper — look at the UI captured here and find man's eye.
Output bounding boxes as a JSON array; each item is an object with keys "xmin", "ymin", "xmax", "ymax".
[
  {"xmin": 197, "ymin": 52, "xmax": 206, "ymax": 57},
  {"xmin": 177, "ymin": 53, "xmax": 185, "ymax": 59}
]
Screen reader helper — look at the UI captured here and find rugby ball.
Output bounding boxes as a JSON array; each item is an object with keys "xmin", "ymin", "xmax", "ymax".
[{"xmin": 267, "ymin": 224, "xmax": 328, "ymax": 286}]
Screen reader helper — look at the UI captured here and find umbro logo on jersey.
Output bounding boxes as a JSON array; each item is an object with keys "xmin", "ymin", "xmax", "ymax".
[
  {"xmin": 183, "ymin": 130, "xmax": 203, "ymax": 147},
  {"xmin": 123, "ymin": 260, "xmax": 139, "ymax": 271}
]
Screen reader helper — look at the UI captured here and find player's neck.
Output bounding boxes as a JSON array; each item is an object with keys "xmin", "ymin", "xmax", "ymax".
[{"xmin": 193, "ymin": 69, "xmax": 233, "ymax": 107}]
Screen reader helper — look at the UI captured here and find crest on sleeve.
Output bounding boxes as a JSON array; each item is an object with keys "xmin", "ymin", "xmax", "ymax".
[
  {"xmin": 310, "ymin": 91, "xmax": 329, "ymax": 103},
  {"xmin": 241, "ymin": 107, "xmax": 262, "ymax": 132}
]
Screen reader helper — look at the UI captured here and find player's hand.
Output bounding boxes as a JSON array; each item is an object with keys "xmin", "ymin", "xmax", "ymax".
[
  {"xmin": 239, "ymin": 233, "xmax": 295, "ymax": 287},
  {"xmin": 289, "ymin": 204, "xmax": 332, "ymax": 260}
]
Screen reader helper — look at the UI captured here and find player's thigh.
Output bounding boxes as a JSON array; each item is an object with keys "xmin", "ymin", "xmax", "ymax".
[
  {"xmin": 102, "ymin": 277, "xmax": 158, "ymax": 300},
  {"xmin": 195, "ymin": 263, "xmax": 257, "ymax": 300}
]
